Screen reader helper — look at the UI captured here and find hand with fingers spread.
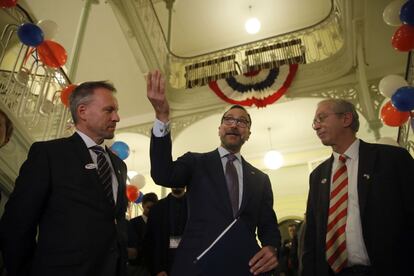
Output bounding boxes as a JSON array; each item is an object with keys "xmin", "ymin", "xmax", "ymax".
[
  {"xmin": 147, "ymin": 70, "xmax": 169, "ymax": 122},
  {"xmin": 249, "ymin": 245, "xmax": 279, "ymax": 275}
]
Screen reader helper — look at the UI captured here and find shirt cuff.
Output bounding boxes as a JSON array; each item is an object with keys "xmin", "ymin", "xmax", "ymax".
[{"xmin": 152, "ymin": 119, "xmax": 171, "ymax": 137}]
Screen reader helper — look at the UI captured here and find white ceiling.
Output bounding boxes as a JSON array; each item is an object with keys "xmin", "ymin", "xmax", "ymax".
[{"xmin": 17, "ymin": 0, "xmax": 406, "ymax": 180}]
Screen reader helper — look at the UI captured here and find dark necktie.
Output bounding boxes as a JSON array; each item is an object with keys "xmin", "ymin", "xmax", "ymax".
[
  {"xmin": 326, "ymin": 154, "xmax": 348, "ymax": 273},
  {"xmin": 225, "ymin": 153, "xmax": 239, "ymax": 217},
  {"xmin": 90, "ymin": 146, "xmax": 115, "ymax": 206}
]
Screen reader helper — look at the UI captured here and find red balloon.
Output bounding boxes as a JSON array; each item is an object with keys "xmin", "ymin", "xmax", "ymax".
[
  {"xmin": 391, "ymin": 24, "xmax": 414, "ymax": 52},
  {"xmin": 380, "ymin": 101, "xmax": 410, "ymax": 127},
  {"xmin": 126, "ymin": 185, "xmax": 139, "ymax": 202},
  {"xmin": 0, "ymin": 0, "xmax": 17, "ymax": 8},
  {"xmin": 37, "ymin": 40, "xmax": 67, "ymax": 68},
  {"xmin": 60, "ymin": 84, "xmax": 77, "ymax": 107}
]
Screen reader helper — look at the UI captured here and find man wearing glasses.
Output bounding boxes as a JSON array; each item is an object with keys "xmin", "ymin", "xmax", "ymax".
[
  {"xmin": 302, "ymin": 99, "xmax": 414, "ymax": 276},
  {"xmin": 146, "ymin": 70, "xmax": 281, "ymax": 276}
]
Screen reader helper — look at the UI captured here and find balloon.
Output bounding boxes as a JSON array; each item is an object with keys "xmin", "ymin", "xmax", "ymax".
[
  {"xmin": 16, "ymin": 68, "xmax": 29, "ymax": 84},
  {"xmin": 391, "ymin": 86, "xmax": 414, "ymax": 111},
  {"xmin": 126, "ymin": 185, "xmax": 139, "ymax": 202},
  {"xmin": 391, "ymin": 24, "xmax": 414, "ymax": 52},
  {"xmin": 37, "ymin": 40, "xmax": 67, "ymax": 68},
  {"xmin": 60, "ymin": 84, "xmax": 77, "ymax": 107},
  {"xmin": 383, "ymin": 0, "xmax": 405, "ymax": 26},
  {"xmin": 0, "ymin": 0, "xmax": 17, "ymax": 8},
  {"xmin": 400, "ymin": 1, "xmax": 414, "ymax": 26},
  {"xmin": 130, "ymin": 174, "xmax": 146, "ymax": 189},
  {"xmin": 380, "ymin": 100, "xmax": 410, "ymax": 127},
  {"xmin": 110, "ymin": 141, "xmax": 130, "ymax": 160},
  {"xmin": 134, "ymin": 191, "xmax": 144, "ymax": 204},
  {"xmin": 376, "ymin": 137, "xmax": 400, "ymax": 147},
  {"xmin": 378, "ymin": 75, "xmax": 408, "ymax": 98},
  {"xmin": 37, "ymin": 19, "xmax": 58, "ymax": 40},
  {"xmin": 17, "ymin": 23, "xmax": 44, "ymax": 47}
]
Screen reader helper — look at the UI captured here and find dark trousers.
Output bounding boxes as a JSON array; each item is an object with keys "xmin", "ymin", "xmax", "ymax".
[{"xmin": 329, "ymin": 265, "xmax": 372, "ymax": 276}]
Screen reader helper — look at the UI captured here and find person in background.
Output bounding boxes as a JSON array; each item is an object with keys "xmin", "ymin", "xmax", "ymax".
[
  {"xmin": 0, "ymin": 109, "xmax": 13, "ymax": 150},
  {"xmin": 145, "ymin": 187, "xmax": 187, "ymax": 276},
  {"xmin": 280, "ymin": 224, "xmax": 299, "ymax": 276},
  {"xmin": 146, "ymin": 70, "xmax": 281, "ymax": 276},
  {"xmin": 127, "ymin": 192, "xmax": 158, "ymax": 276},
  {"xmin": 0, "ymin": 109, "xmax": 14, "ymax": 276},
  {"xmin": 0, "ymin": 81, "xmax": 129, "ymax": 276},
  {"xmin": 302, "ymin": 99, "xmax": 414, "ymax": 276}
]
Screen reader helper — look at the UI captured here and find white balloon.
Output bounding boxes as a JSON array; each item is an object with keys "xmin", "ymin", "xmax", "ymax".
[
  {"xmin": 383, "ymin": 0, "xmax": 405, "ymax": 26},
  {"xmin": 37, "ymin": 19, "xmax": 58, "ymax": 40},
  {"xmin": 378, "ymin": 74, "xmax": 407, "ymax": 98},
  {"xmin": 130, "ymin": 174, "xmax": 146, "ymax": 189},
  {"xmin": 16, "ymin": 69, "xmax": 29, "ymax": 84},
  {"xmin": 376, "ymin": 137, "xmax": 400, "ymax": 147}
]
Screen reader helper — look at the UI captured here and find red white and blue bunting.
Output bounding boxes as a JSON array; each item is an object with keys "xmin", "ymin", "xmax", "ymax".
[{"xmin": 208, "ymin": 64, "xmax": 298, "ymax": 108}]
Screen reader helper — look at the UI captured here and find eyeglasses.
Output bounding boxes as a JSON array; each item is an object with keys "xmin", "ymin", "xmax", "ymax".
[
  {"xmin": 222, "ymin": 116, "xmax": 250, "ymax": 128},
  {"xmin": 312, "ymin": 112, "xmax": 344, "ymax": 128}
]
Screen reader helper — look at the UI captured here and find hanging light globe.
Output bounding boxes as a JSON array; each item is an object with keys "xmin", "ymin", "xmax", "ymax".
[
  {"xmin": 245, "ymin": 17, "xmax": 261, "ymax": 34},
  {"xmin": 264, "ymin": 150, "xmax": 284, "ymax": 170}
]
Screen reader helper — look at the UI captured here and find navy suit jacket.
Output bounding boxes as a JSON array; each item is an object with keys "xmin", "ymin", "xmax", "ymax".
[
  {"xmin": 302, "ymin": 140, "xmax": 414, "ymax": 276},
  {"xmin": 150, "ymin": 133, "xmax": 281, "ymax": 276},
  {"xmin": 0, "ymin": 133, "xmax": 128, "ymax": 276}
]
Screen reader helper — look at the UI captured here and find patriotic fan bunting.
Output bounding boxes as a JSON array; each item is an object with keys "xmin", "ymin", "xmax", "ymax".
[{"xmin": 208, "ymin": 64, "xmax": 298, "ymax": 107}]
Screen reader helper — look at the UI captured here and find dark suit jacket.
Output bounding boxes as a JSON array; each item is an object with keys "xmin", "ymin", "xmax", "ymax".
[
  {"xmin": 150, "ymin": 133, "xmax": 281, "ymax": 276},
  {"xmin": 144, "ymin": 193, "xmax": 187, "ymax": 275},
  {"xmin": 302, "ymin": 140, "xmax": 414, "ymax": 276},
  {"xmin": 127, "ymin": 216, "xmax": 147, "ymax": 267},
  {"xmin": 0, "ymin": 133, "xmax": 128, "ymax": 276}
]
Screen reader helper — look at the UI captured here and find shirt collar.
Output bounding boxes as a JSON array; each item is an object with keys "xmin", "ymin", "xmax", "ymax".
[
  {"xmin": 218, "ymin": 146, "xmax": 241, "ymax": 162},
  {"xmin": 333, "ymin": 138, "xmax": 360, "ymax": 161},
  {"xmin": 76, "ymin": 129, "xmax": 102, "ymax": 149}
]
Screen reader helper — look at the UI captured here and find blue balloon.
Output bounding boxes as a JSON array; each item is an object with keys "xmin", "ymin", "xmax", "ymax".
[
  {"xmin": 110, "ymin": 141, "xmax": 130, "ymax": 160},
  {"xmin": 391, "ymin": 86, "xmax": 414, "ymax": 112},
  {"xmin": 134, "ymin": 192, "xmax": 144, "ymax": 204},
  {"xmin": 17, "ymin": 23, "xmax": 44, "ymax": 47},
  {"xmin": 400, "ymin": 1, "xmax": 414, "ymax": 26}
]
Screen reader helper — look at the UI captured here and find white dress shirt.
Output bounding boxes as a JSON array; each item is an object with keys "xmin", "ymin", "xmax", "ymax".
[{"xmin": 76, "ymin": 130, "xmax": 119, "ymax": 203}]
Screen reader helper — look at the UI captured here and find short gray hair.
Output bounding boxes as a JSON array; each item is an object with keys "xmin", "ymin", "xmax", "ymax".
[
  {"xmin": 319, "ymin": 99, "xmax": 360, "ymax": 132},
  {"xmin": 69, "ymin": 81, "xmax": 116, "ymax": 124}
]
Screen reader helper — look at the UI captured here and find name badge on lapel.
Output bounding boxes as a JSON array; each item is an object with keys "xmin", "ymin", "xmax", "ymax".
[
  {"xmin": 169, "ymin": 236, "xmax": 182, "ymax": 249},
  {"xmin": 85, "ymin": 163, "xmax": 96, "ymax": 170}
]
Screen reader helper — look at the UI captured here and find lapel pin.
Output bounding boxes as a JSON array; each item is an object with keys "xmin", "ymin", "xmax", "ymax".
[
  {"xmin": 363, "ymin": 174, "xmax": 370, "ymax": 180},
  {"xmin": 251, "ymin": 171, "xmax": 255, "ymax": 175},
  {"xmin": 321, "ymin": 178, "xmax": 327, "ymax": 184},
  {"xmin": 85, "ymin": 163, "xmax": 97, "ymax": 170}
]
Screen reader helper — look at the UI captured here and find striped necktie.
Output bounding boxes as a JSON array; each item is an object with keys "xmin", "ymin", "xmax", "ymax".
[
  {"xmin": 90, "ymin": 146, "xmax": 115, "ymax": 206},
  {"xmin": 326, "ymin": 154, "xmax": 348, "ymax": 273}
]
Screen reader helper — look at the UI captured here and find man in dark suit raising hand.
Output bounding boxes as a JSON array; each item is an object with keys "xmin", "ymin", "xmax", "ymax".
[
  {"xmin": 146, "ymin": 70, "xmax": 281, "ymax": 276},
  {"xmin": 0, "ymin": 81, "xmax": 128, "ymax": 276}
]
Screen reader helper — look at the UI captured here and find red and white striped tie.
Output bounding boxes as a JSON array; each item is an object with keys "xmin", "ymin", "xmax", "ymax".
[{"xmin": 326, "ymin": 154, "xmax": 348, "ymax": 273}]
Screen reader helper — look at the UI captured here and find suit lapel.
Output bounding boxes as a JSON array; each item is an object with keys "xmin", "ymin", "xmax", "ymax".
[
  {"xmin": 107, "ymin": 147, "xmax": 126, "ymax": 211},
  {"xmin": 204, "ymin": 150, "xmax": 234, "ymax": 218},
  {"xmin": 357, "ymin": 140, "xmax": 374, "ymax": 222},
  {"xmin": 238, "ymin": 158, "xmax": 255, "ymax": 216},
  {"xmin": 69, "ymin": 133, "xmax": 101, "ymax": 187},
  {"xmin": 318, "ymin": 156, "xmax": 334, "ymax": 232}
]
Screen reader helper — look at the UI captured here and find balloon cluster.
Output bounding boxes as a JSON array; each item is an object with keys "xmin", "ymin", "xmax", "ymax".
[
  {"xmin": 110, "ymin": 141, "xmax": 130, "ymax": 160},
  {"xmin": 380, "ymin": 1, "xmax": 414, "ymax": 129},
  {"xmin": 383, "ymin": 0, "xmax": 414, "ymax": 52},
  {"xmin": 126, "ymin": 174, "xmax": 146, "ymax": 203},
  {"xmin": 15, "ymin": 20, "xmax": 67, "ymax": 69}
]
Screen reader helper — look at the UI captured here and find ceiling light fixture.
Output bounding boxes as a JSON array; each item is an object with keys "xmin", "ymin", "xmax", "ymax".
[
  {"xmin": 264, "ymin": 127, "xmax": 284, "ymax": 170},
  {"xmin": 245, "ymin": 5, "xmax": 261, "ymax": 34}
]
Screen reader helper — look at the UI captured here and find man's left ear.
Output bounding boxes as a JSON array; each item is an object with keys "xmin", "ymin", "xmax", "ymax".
[{"xmin": 343, "ymin": 112, "xmax": 353, "ymax": 128}]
